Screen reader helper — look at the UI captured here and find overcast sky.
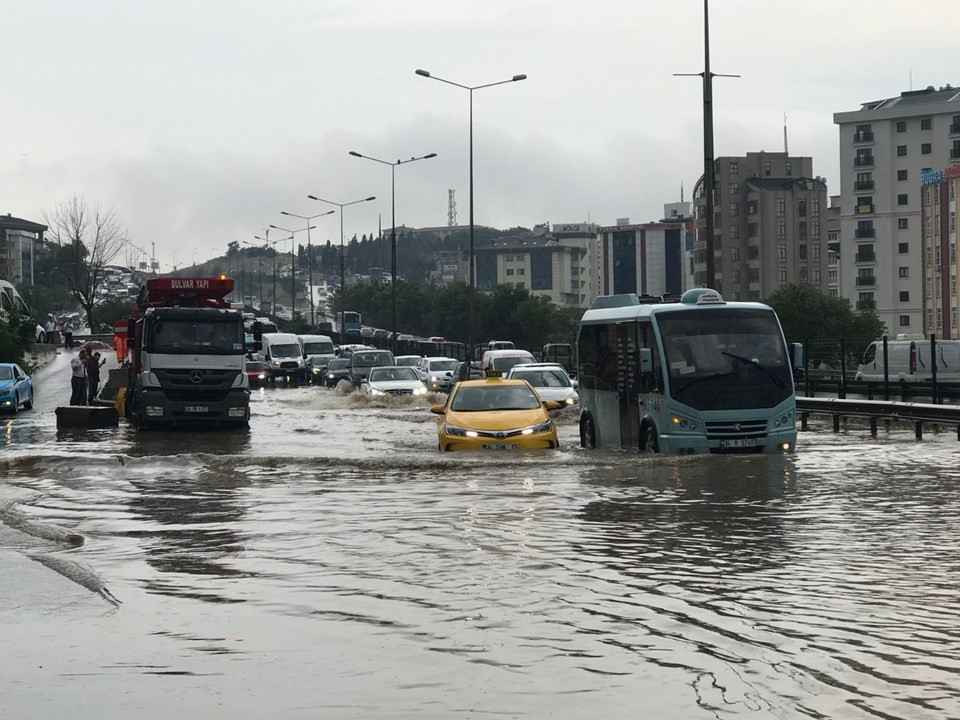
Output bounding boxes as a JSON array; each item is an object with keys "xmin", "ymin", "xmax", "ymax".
[{"xmin": 3, "ymin": 0, "xmax": 958, "ymax": 272}]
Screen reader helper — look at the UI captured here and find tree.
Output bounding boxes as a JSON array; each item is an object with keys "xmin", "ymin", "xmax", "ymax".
[
  {"xmin": 45, "ymin": 196, "xmax": 128, "ymax": 332},
  {"xmin": 226, "ymin": 241, "xmax": 240, "ymax": 257},
  {"xmin": 0, "ymin": 310, "xmax": 35, "ymax": 370}
]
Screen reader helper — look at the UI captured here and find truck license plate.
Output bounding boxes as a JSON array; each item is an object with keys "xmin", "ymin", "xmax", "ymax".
[
  {"xmin": 720, "ymin": 438, "xmax": 757, "ymax": 448},
  {"xmin": 184, "ymin": 405, "xmax": 209, "ymax": 413},
  {"xmin": 482, "ymin": 443, "xmax": 519, "ymax": 450}
]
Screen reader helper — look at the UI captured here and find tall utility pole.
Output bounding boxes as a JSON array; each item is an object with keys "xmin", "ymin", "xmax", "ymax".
[
  {"xmin": 675, "ymin": 0, "xmax": 738, "ymax": 290},
  {"xmin": 280, "ymin": 210, "xmax": 335, "ymax": 326},
  {"xmin": 270, "ymin": 224, "xmax": 316, "ymax": 321}
]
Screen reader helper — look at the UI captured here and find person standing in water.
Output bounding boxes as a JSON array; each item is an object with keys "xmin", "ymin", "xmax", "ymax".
[{"xmin": 70, "ymin": 349, "xmax": 88, "ymax": 405}]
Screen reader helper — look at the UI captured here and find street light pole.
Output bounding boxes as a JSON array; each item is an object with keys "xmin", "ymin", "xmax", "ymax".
[
  {"xmin": 307, "ymin": 195, "xmax": 376, "ymax": 339},
  {"xmin": 348, "ymin": 150, "xmax": 437, "ymax": 351},
  {"xmin": 252, "ymin": 233, "xmax": 281, "ymax": 315},
  {"xmin": 415, "ymin": 68, "xmax": 526, "ymax": 367},
  {"xmin": 269, "ymin": 224, "xmax": 317, "ymax": 321},
  {"xmin": 281, "ymin": 210, "xmax": 335, "ymax": 327}
]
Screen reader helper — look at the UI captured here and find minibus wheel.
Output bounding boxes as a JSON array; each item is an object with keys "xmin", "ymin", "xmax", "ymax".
[
  {"xmin": 640, "ymin": 423, "xmax": 659, "ymax": 453},
  {"xmin": 580, "ymin": 415, "xmax": 596, "ymax": 448}
]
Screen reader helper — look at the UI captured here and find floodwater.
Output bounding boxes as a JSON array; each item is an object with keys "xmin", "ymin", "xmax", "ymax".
[{"xmin": 2, "ymin": 352, "xmax": 960, "ymax": 719}]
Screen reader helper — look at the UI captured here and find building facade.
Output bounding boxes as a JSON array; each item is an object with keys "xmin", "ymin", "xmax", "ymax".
[
  {"xmin": 920, "ymin": 165, "xmax": 960, "ymax": 337},
  {"xmin": 693, "ymin": 152, "xmax": 829, "ymax": 300},
  {"xmin": 834, "ymin": 85, "xmax": 960, "ymax": 334},
  {"xmin": 0, "ymin": 214, "xmax": 47, "ymax": 286},
  {"xmin": 475, "ymin": 223, "xmax": 599, "ymax": 308},
  {"xmin": 597, "ymin": 206, "xmax": 695, "ymax": 298}
]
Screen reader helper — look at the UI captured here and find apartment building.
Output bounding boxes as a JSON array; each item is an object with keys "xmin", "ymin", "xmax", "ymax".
[
  {"xmin": 475, "ymin": 223, "xmax": 599, "ymax": 307},
  {"xmin": 834, "ymin": 84, "xmax": 960, "ymax": 334},
  {"xmin": 0, "ymin": 214, "xmax": 47, "ymax": 285},
  {"xmin": 920, "ymin": 165, "xmax": 960, "ymax": 337},
  {"xmin": 693, "ymin": 152, "xmax": 830, "ymax": 300}
]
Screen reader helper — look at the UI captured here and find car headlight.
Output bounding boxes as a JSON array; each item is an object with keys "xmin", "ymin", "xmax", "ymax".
[
  {"xmin": 521, "ymin": 419, "xmax": 554, "ymax": 435},
  {"xmin": 257, "ymin": 373, "xmax": 266, "ymax": 379},
  {"xmin": 369, "ymin": 387, "xmax": 385, "ymax": 396},
  {"xmin": 444, "ymin": 423, "xmax": 478, "ymax": 438},
  {"xmin": 413, "ymin": 386, "xmax": 427, "ymax": 396},
  {"xmin": 430, "ymin": 375, "xmax": 439, "ymax": 383},
  {"xmin": 273, "ymin": 360, "xmax": 281, "ymax": 367}
]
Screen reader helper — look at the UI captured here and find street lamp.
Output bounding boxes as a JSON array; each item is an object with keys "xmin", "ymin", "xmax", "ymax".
[
  {"xmin": 415, "ymin": 68, "xmax": 526, "ymax": 367},
  {"xmin": 348, "ymin": 150, "xmax": 437, "ymax": 350},
  {"xmin": 269, "ymin": 224, "xmax": 316, "ymax": 321},
  {"xmin": 252, "ymin": 233, "xmax": 283, "ymax": 315},
  {"xmin": 306, "ymin": 194, "xmax": 376, "ymax": 338},
  {"xmin": 281, "ymin": 209, "xmax": 335, "ymax": 326}
]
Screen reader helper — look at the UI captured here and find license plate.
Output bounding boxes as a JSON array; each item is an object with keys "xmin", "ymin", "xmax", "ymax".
[
  {"xmin": 184, "ymin": 405, "xmax": 209, "ymax": 413},
  {"xmin": 720, "ymin": 438, "xmax": 757, "ymax": 448},
  {"xmin": 482, "ymin": 443, "xmax": 519, "ymax": 450}
]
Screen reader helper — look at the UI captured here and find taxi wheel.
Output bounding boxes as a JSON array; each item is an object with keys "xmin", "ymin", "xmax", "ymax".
[
  {"xmin": 640, "ymin": 424, "xmax": 659, "ymax": 453},
  {"xmin": 580, "ymin": 415, "xmax": 596, "ymax": 448}
]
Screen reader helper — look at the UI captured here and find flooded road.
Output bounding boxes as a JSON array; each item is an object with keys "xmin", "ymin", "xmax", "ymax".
[{"xmin": 2, "ymin": 355, "xmax": 960, "ymax": 718}]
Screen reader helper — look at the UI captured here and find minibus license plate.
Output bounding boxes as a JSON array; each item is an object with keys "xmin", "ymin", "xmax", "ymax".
[
  {"xmin": 720, "ymin": 438, "xmax": 756, "ymax": 448},
  {"xmin": 483, "ymin": 443, "xmax": 519, "ymax": 451},
  {"xmin": 184, "ymin": 405, "xmax": 209, "ymax": 413}
]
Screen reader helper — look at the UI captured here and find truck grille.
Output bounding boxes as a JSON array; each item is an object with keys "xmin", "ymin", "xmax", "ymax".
[{"xmin": 155, "ymin": 368, "xmax": 238, "ymax": 402}]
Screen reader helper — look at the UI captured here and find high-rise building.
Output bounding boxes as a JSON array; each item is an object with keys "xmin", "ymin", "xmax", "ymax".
[
  {"xmin": 0, "ymin": 214, "xmax": 47, "ymax": 286},
  {"xmin": 834, "ymin": 84, "xmax": 960, "ymax": 333},
  {"xmin": 693, "ymin": 152, "xmax": 829, "ymax": 300},
  {"xmin": 920, "ymin": 165, "xmax": 960, "ymax": 337}
]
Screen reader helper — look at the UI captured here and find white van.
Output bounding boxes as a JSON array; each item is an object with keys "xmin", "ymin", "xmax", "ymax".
[
  {"xmin": 297, "ymin": 333, "xmax": 336, "ymax": 381},
  {"xmin": 481, "ymin": 349, "xmax": 536, "ymax": 376},
  {"xmin": 261, "ymin": 332, "xmax": 306, "ymax": 382},
  {"xmin": 855, "ymin": 338, "xmax": 960, "ymax": 383},
  {"xmin": 0, "ymin": 279, "xmax": 30, "ymax": 316}
]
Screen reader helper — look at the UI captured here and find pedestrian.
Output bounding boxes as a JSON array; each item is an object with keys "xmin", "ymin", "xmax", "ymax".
[
  {"xmin": 63, "ymin": 323, "xmax": 74, "ymax": 349},
  {"xmin": 44, "ymin": 316, "xmax": 56, "ymax": 344},
  {"xmin": 70, "ymin": 349, "xmax": 88, "ymax": 406},
  {"xmin": 86, "ymin": 351, "xmax": 106, "ymax": 405}
]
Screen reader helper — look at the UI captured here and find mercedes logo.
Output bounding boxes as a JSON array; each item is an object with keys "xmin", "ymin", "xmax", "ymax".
[{"xmin": 189, "ymin": 370, "xmax": 203, "ymax": 384}]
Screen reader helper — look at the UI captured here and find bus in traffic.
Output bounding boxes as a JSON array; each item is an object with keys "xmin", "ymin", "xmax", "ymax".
[
  {"xmin": 576, "ymin": 288, "xmax": 799, "ymax": 454},
  {"xmin": 341, "ymin": 311, "xmax": 362, "ymax": 333}
]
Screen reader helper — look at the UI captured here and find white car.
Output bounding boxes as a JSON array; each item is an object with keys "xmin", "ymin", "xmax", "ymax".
[
  {"xmin": 360, "ymin": 366, "xmax": 428, "ymax": 397},
  {"xmin": 507, "ymin": 363, "xmax": 579, "ymax": 406},
  {"xmin": 415, "ymin": 356, "xmax": 460, "ymax": 392}
]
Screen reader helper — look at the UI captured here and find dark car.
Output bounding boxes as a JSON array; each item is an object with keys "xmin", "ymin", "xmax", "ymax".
[
  {"xmin": 324, "ymin": 358, "xmax": 352, "ymax": 388},
  {"xmin": 349, "ymin": 349, "xmax": 395, "ymax": 386},
  {"xmin": 245, "ymin": 360, "xmax": 270, "ymax": 388},
  {"xmin": 453, "ymin": 361, "xmax": 482, "ymax": 382}
]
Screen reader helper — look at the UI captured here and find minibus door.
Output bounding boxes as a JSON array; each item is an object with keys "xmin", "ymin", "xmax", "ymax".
[{"xmin": 616, "ymin": 323, "xmax": 640, "ymax": 449}]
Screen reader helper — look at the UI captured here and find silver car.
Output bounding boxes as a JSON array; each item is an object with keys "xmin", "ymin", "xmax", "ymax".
[
  {"xmin": 506, "ymin": 363, "xmax": 579, "ymax": 406},
  {"xmin": 360, "ymin": 366, "xmax": 428, "ymax": 397}
]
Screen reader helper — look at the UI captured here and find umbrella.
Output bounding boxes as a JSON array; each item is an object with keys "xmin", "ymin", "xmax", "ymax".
[{"xmin": 82, "ymin": 340, "xmax": 112, "ymax": 352}]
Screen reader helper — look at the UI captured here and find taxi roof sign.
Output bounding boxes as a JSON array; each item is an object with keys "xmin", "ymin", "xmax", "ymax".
[{"xmin": 680, "ymin": 288, "xmax": 725, "ymax": 305}]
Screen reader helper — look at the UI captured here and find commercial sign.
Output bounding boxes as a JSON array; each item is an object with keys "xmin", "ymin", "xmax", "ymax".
[{"xmin": 921, "ymin": 165, "xmax": 960, "ymax": 186}]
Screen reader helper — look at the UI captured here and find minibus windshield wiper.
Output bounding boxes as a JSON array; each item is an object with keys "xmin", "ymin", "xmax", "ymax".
[
  {"xmin": 673, "ymin": 371, "xmax": 737, "ymax": 395},
  {"xmin": 721, "ymin": 351, "xmax": 786, "ymax": 389}
]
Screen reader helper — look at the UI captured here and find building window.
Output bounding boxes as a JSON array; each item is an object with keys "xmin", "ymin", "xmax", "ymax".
[
  {"xmin": 518, "ymin": 268, "xmax": 525, "ymax": 276},
  {"xmin": 730, "ymin": 247, "xmax": 740, "ymax": 261},
  {"xmin": 900, "ymin": 291, "xmax": 910, "ymax": 302},
  {"xmin": 799, "ymin": 244, "xmax": 807, "ymax": 260},
  {"xmin": 798, "ymin": 199, "xmax": 807, "ymax": 217},
  {"xmin": 731, "ymin": 269, "xmax": 740, "ymax": 283},
  {"xmin": 729, "ymin": 203, "xmax": 738, "ymax": 217},
  {"xmin": 764, "ymin": 162, "xmax": 771, "ymax": 176},
  {"xmin": 898, "ymin": 194, "xmax": 909, "ymax": 206},
  {"xmin": 829, "ymin": 269, "xmax": 838, "ymax": 283},
  {"xmin": 730, "ymin": 225, "xmax": 739, "ymax": 239},
  {"xmin": 778, "ymin": 243, "xmax": 787, "ymax": 260},
  {"xmin": 921, "ymin": 117, "xmax": 932, "ymax": 130},
  {"xmin": 896, "ymin": 120, "xmax": 907, "ymax": 133},
  {"xmin": 898, "ymin": 241, "xmax": 909, "ymax": 254},
  {"xmin": 811, "ymin": 221, "xmax": 820, "ymax": 238},
  {"xmin": 799, "ymin": 222, "xmax": 808, "ymax": 240},
  {"xmin": 812, "ymin": 243, "xmax": 821, "ymax": 260},
  {"xmin": 777, "ymin": 223, "xmax": 786, "ymax": 238},
  {"xmin": 505, "ymin": 254, "xmax": 514, "ymax": 261},
  {"xmin": 898, "ymin": 218, "xmax": 909, "ymax": 230},
  {"xmin": 778, "ymin": 268, "xmax": 787, "ymax": 282},
  {"xmin": 776, "ymin": 197, "xmax": 785, "ymax": 215},
  {"xmin": 799, "ymin": 267, "xmax": 808, "ymax": 282},
  {"xmin": 812, "ymin": 268, "xmax": 821, "ymax": 283},
  {"xmin": 897, "ymin": 145, "xmax": 907, "ymax": 157},
  {"xmin": 785, "ymin": 162, "xmax": 793, "ymax": 176},
  {"xmin": 899, "ymin": 267, "xmax": 909, "ymax": 278},
  {"xmin": 748, "ymin": 268, "xmax": 759, "ymax": 282},
  {"xmin": 506, "ymin": 268, "xmax": 514, "ymax": 276},
  {"xmin": 729, "ymin": 182, "xmax": 739, "ymax": 195},
  {"xmin": 900, "ymin": 315, "xmax": 910, "ymax": 327},
  {"xmin": 897, "ymin": 169, "xmax": 908, "ymax": 181},
  {"xmin": 922, "ymin": 143, "xmax": 932, "ymax": 155}
]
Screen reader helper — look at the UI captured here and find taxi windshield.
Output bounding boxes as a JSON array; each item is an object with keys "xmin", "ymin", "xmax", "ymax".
[{"xmin": 451, "ymin": 384, "xmax": 541, "ymax": 412}]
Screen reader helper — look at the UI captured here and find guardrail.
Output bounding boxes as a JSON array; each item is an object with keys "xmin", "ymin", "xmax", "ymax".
[{"xmin": 796, "ymin": 397, "xmax": 960, "ymax": 440}]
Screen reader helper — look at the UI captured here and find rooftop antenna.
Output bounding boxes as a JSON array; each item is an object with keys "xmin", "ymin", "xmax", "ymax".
[
  {"xmin": 681, "ymin": 182, "xmax": 685, "ymax": 203},
  {"xmin": 674, "ymin": 0, "xmax": 740, "ymax": 289},
  {"xmin": 784, "ymin": 112, "xmax": 789, "ymax": 154}
]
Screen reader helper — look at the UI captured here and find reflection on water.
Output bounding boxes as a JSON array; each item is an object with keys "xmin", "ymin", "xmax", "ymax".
[{"xmin": 1, "ymin": 386, "xmax": 959, "ymax": 718}]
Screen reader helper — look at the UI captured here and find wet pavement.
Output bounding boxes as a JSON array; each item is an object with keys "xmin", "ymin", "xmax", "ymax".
[{"xmin": 1, "ymin": 356, "xmax": 960, "ymax": 718}]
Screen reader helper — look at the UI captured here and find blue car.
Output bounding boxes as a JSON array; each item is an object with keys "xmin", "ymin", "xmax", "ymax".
[{"xmin": 0, "ymin": 363, "xmax": 33, "ymax": 413}]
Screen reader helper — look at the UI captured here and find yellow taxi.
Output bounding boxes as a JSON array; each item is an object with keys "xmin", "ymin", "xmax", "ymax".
[{"xmin": 431, "ymin": 373, "xmax": 561, "ymax": 451}]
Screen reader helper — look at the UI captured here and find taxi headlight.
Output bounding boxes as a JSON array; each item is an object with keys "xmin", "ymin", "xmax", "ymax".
[
  {"xmin": 522, "ymin": 419, "xmax": 553, "ymax": 435},
  {"xmin": 444, "ymin": 423, "xmax": 475, "ymax": 437}
]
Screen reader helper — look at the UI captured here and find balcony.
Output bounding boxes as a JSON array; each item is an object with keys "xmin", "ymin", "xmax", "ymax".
[
  {"xmin": 855, "ymin": 251, "xmax": 876, "ymax": 262},
  {"xmin": 854, "ymin": 156, "xmax": 875, "ymax": 167},
  {"xmin": 855, "ymin": 276, "xmax": 877, "ymax": 287},
  {"xmin": 856, "ymin": 300, "xmax": 876, "ymax": 311},
  {"xmin": 853, "ymin": 131, "xmax": 874, "ymax": 143},
  {"xmin": 855, "ymin": 203, "xmax": 875, "ymax": 215},
  {"xmin": 854, "ymin": 180, "xmax": 875, "ymax": 191},
  {"xmin": 855, "ymin": 228, "xmax": 876, "ymax": 239}
]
